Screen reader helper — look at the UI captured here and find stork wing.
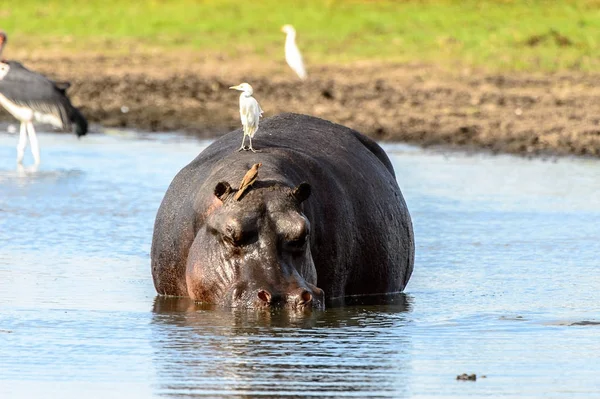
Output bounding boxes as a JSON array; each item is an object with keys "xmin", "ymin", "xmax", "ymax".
[
  {"xmin": 0, "ymin": 61, "xmax": 75, "ymax": 129},
  {"xmin": 52, "ymin": 81, "xmax": 72, "ymax": 93}
]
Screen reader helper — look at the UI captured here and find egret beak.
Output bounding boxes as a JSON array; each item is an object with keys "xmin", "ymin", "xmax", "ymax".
[{"xmin": 229, "ymin": 85, "xmax": 242, "ymax": 91}]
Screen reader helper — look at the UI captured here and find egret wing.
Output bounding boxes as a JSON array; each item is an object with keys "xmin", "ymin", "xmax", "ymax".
[
  {"xmin": 245, "ymin": 98, "xmax": 262, "ymax": 127},
  {"xmin": 285, "ymin": 46, "xmax": 307, "ymax": 80}
]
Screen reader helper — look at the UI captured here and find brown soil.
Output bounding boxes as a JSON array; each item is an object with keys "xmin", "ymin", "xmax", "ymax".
[{"xmin": 3, "ymin": 53, "xmax": 600, "ymax": 157}]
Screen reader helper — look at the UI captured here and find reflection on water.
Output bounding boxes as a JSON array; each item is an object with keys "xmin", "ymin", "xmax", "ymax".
[
  {"xmin": 151, "ymin": 296, "xmax": 412, "ymax": 398},
  {"xmin": 1, "ymin": 131, "xmax": 600, "ymax": 398}
]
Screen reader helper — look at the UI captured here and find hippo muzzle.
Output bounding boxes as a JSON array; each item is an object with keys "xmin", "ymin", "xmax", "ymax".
[
  {"xmin": 224, "ymin": 259, "xmax": 325, "ymax": 310},
  {"xmin": 254, "ymin": 284, "xmax": 325, "ymax": 310}
]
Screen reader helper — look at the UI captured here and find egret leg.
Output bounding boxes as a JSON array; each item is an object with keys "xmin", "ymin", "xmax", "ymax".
[
  {"xmin": 16, "ymin": 122, "xmax": 27, "ymax": 165},
  {"xmin": 248, "ymin": 136, "xmax": 259, "ymax": 153},
  {"xmin": 237, "ymin": 134, "xmax": 247, "ymax": 151},
  {"xmin": 27, "ymin": 122, "xmax": 41, "ymax": 166}
]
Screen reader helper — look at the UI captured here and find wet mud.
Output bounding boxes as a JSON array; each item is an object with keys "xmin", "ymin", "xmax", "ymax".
[{"xmin": 2, "ymin": 53, "xmax": 600, "ymax": 156}]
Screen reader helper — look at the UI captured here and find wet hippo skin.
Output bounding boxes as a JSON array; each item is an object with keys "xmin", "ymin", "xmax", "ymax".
[{"xmin": 151, "ymin": 113, "xmax": 414, "ymax": 310}]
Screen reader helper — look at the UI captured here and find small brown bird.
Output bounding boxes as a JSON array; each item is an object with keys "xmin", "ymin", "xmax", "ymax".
[{"xmin": 235, "ymin": 163, "xmax": 262, "ymax": 201}]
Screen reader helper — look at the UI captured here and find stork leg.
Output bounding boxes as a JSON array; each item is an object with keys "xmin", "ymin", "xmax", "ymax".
[
  {"xmin": 16, "ymin": 122, "xmax": 28, "ymax": 165},
  {"xmin": 26, "ymin": 122, "xmax": 41, "ymax": 166}
]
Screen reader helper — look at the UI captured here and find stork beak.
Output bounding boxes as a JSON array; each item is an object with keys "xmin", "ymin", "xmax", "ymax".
[{"xmin": 229, "ymin": 85, "xmax": 241, "ymax": 91}]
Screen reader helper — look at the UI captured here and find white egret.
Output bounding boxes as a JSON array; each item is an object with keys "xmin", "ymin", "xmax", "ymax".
[
  {"xmin": 229, "ymin": 83, "xmax": 263, "ymax": 152},
  {"xmin": 281, "ymin": 24, "xmax": 307, "ymax": 81}
]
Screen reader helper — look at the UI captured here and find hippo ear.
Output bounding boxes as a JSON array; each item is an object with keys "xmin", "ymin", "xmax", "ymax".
[
  {"xmin": 214, "ymin": 181, "xmax": 233, "ymax": 201},
  {"xmin": 292, "ymin": 182, "xmax": 311, "ymax": 203}
]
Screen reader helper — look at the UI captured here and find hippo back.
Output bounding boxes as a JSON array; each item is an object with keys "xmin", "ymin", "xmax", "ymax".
[{"xmin": 151, "ymin": 113, "xmax": 414, "ymax": 301}]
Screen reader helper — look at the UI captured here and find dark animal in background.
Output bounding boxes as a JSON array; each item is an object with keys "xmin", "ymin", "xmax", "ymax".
[
  {"xmin": 151, "ymin": 113, "xmax": 414, "ymax": 310},
  {"xmin": 0, "ymin": 31, "xmax": 87, "ymax": 166}
]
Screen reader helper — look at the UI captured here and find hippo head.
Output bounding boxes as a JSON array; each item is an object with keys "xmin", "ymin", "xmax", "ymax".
[{"xmin": 185, "ymin": 175, "xmax": 325, "ymax": 311}]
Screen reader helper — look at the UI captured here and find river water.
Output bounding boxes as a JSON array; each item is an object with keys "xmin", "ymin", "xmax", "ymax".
[{"xmin": 0, "ymin": 129, "xmax": 599, "ymax": 398}]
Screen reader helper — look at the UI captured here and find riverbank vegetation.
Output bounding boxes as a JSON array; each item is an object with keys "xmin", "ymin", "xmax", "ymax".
[{"xmin": 2, "ymin": 0, "xmax": 599, "ymax": 72}]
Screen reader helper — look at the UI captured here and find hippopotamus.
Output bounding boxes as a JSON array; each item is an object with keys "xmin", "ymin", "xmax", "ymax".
[{"xmin": 151, "ymin": 113, "xmax": 414, "ymax": 310}]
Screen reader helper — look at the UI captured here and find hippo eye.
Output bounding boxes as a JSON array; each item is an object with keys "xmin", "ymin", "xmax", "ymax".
[
  {"xmin": 222, "ymin": 234, "xmax": 238, "ymax": 247},
  {"xmin": 221, "ymin": 223, "xmax": 244, "ymax": 246},
  {"xmin": 283, "ymin": 234, "xmax": 308, "ymax": 253},
  {"xmin": 222, "ymin": 224, "xmax": 257, "ymax": 247}
]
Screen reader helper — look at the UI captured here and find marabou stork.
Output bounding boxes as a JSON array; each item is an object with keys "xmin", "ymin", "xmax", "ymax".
[{"xmin": 0, "ymin": 31, "xmax": 87, "ymax": 166}]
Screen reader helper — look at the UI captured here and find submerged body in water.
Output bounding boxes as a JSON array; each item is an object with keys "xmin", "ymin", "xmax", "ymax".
[
  {"xmin": 1, "ymin": 130, "xmax": 599, "ymax": 398},
  {"xmin": 151, "ymin": 113, "xmax": 415, "ymax": 309}
]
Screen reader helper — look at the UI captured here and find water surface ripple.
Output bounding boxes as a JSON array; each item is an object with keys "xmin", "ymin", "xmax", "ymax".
[{"xmin": 1, "ymin": 131, "xmax": 599, "ymax": 398}]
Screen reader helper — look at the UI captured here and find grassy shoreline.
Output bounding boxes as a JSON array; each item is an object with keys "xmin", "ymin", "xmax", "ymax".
[
  {"xmin": 2, "ymin": 1, "xmax": 600, "ymax": 157},
  {"xmin": 2, "ymin": 1, "xmax": 600, "ymax": 72}
]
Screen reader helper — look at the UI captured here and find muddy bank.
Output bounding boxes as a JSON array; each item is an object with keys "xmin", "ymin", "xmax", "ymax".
[{"xmin": 2, "ymin": 54, "xmax": 600, "ymax": 156}]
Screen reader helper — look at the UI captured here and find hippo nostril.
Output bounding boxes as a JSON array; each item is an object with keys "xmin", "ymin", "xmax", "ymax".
[
  {"xmin": 297, "ymin": 290, "xmax": 313, "ymax": 306},
  {"xmin": 257, "ymin": 290, "xmax": 271, "ymax": 304}
]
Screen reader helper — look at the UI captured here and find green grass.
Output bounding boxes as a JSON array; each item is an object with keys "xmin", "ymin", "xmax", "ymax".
[{"xmin": 2, "ymin": 0, "xmax": 600, "ymax": 72}]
